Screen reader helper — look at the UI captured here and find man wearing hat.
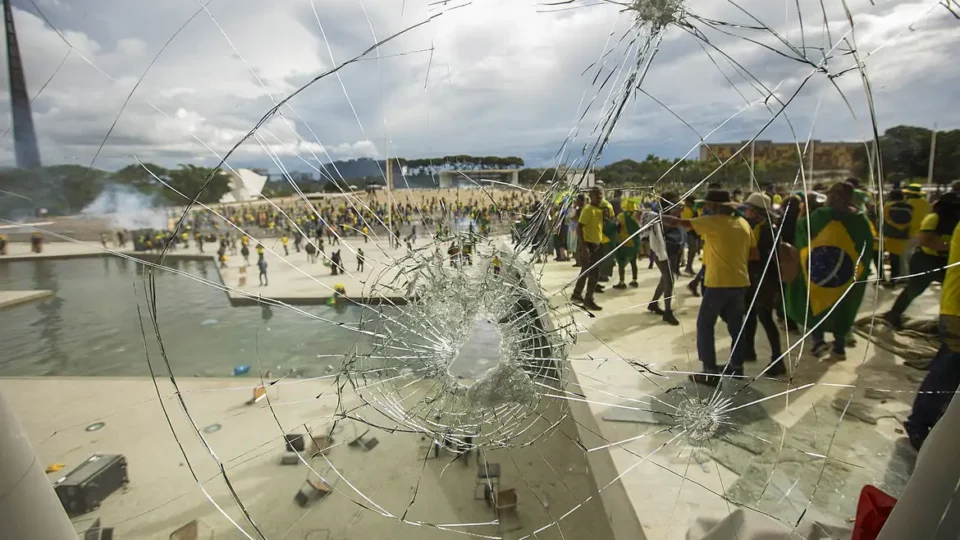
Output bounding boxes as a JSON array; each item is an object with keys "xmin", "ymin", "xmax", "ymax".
[
  {"xmin": 740, "ymin": 193, "xmax": 786, "ymax": 376},
  {"xmin": 664, "ymin": 190, "xmax": 758, "ymax": 384}
]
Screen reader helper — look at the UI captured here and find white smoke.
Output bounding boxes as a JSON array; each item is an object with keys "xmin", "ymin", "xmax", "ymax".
[{"xmin": 82, "ymin": 184, "xmax": 168, "ymax": 230}]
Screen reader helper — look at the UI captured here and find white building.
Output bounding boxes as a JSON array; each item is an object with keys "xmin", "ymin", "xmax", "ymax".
[{"xmin": 219, "ymin": 169, "xmax": 267, "ymax": 203}]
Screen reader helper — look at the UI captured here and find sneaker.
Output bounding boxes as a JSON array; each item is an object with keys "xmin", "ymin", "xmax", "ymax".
[
  {"xmin": 613, "ymin": 283, "xmax": 627, "ymax": 290},
  {"xmin": 593, "ymin": 287, "xmax": 605, "ymax": 294},
  {"xmin": 881, "ymin": 311, "xmax": 903, "ymax": 330},
  {"xmin": 741, "ymin": 355, "xmax": 757, "ymax": 363},
  {"xmin": 648, "ymin": 303, "xmax": 664, "ymax": 315},
  {"xmin": 583, "ymin": 300, "xmax": 602, "ymax": 311},
  {"xmin": 570, "ymin": 293, "xmax": 583, "ymax": 303},
  {"xmin": 684, "ymin": 268, "xmax": 695, "ymax": 276},
  {"xmin": 766, "ymin": 361, "xmax": 787, "ymax": 377},
  {"xmin": 687, "ymin": 281, "xmax": 700, "ymax": 297},
  {"xmin": 846, "ymin": 334, "xmax": 858, "ymax": 347},
  {"xmin": 662, "ymin": 311, "xmax": 679, "ymax": 326},
  {"xmin": 881, "ymin": 281, "xmax": 895, "ymax": 289},
  {"xmin": 689, "ymin": 373, "xmax": 720, "ymax": 387},
  {"xmin": 629, "ymin": 281, "xmax": 639, "ymax": 288},
  {"xmin": 810, "ymin": 341, "xmax": 830, "ymax": 357},
  {"xmin": 827, "ymin": 350, "xmax": 847, "ymax": 362},
  {"xmin": 599, "ymin": 276, "xmax": 610, "ymax": 283}
]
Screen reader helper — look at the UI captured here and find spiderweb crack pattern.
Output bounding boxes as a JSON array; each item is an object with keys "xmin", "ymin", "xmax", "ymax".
[{"xmin": 2, "ymin": 0, "xmax": 958, "ymax": 538}]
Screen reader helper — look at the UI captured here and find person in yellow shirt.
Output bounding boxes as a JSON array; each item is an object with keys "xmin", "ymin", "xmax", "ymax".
[
  {"xmin": 904, "ymin": 183, "xmax": 931, "ymax": 237},
  {"xmin": 883, "ymin": 192, "xmax": 959, "ymax": 329},
  {"xmin": 904, "ymin": 219, "xmax": 960, "ymax": 450},
  {"xmin": 281, "ymin": 235, "xmax": 289, "ymax": 256},
  {"xmin": 571, "ymin": 186, "xmax": 606, "ymax": 311},
  {"xmin": 681, "ymin": 196, "xmax": 701, "ymax": 274},
  {"xmin": 665, "ymin": 190, "xmax": 758, "ymax": 383}
]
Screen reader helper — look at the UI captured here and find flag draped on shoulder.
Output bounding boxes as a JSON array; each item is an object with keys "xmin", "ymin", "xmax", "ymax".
[
  {"xmin": 786, "ymin": 207, "xmax": 874, "ymax": 336},
  {"xmin": 615, "ymin": 211, "xmax": 640, "ymax": 262}
]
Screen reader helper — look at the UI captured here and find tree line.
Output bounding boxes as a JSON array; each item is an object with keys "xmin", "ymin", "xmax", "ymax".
[
  {"xmin": 1, "ymin": 125, "xmax": 953, "ymax": 217},
  {"xmin": 0, "ymin": 163, "xmax": 231, "ymax": 218}
]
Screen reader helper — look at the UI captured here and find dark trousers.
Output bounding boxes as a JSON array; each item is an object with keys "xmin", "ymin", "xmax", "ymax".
[
  {"xmin": 684, "ymin": 235, "xmax": 700, "ymax": 272},
  {"xmin": 652, "ymin": 258, "xmax": 675, "ymax": 312},
  {"xmin": 889, "ymin": 252, "xmax": 947, "ymax": 316},
  {"xmin": 905, "ymin": 319, "xmax": 960, "ymax": 444},
  {"xmin": 697, "ymin": 287, "xmax": 747, "ymax": 371},
  {"xmin": 600, "ymin": 243, "xmax": 614, "ymax": 280},
  {"xmin": 742, "ymin": 295, "xmax": 782, "ymax": 362},
  {"xmin": 573, "ymin": 243, "xmax": 602, "ymax": 300},
  {"xmin": 617, "ymin": 255, "xmax": 638, "ymax": 283}
]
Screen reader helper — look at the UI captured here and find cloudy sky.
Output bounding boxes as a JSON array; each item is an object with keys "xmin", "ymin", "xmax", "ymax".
[{"xmin": 0, "ymin": 0, "xmax": 957, "ymax": 174}]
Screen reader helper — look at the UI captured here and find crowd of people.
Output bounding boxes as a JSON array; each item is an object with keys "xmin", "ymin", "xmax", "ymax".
[{"xmin": 561, "ymin": 179, "xmax": 959, "ymax": 450}]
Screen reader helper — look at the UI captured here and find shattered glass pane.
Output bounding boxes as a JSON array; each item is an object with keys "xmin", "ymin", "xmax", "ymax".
[{"xmin": 1, "ymin": 0, "xmax": 958, "ymax": 539}]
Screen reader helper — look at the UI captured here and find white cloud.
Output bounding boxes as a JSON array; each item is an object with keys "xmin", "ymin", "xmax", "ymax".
[{"xmin": 0, "ymin": 0, "xmax": 956, "ymax": 173}]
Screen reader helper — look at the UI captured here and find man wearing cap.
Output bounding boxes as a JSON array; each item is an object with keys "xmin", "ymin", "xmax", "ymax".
[
  {"xmin": 740, "ymin": 193, "xmax": 786, "ymax": 376},
  {"xmin": 664, "ymin": 190, "xmax": 758, "ymax": 384}
]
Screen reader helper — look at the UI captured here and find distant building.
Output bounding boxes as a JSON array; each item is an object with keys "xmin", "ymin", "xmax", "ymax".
[
  {"xmin": 699, "ymin": 140, "xmax": 862, "ymax": 171},
  {"xmin": 438, "ymin": 169, "xmax": 520, "ymax": 189},
  {"xmin": 562, "ymin": 169, "xmax": 596, "ymax": 188},
  {"xmin": 220, "ymin": 169, "xmax": 267, "ymax": 203}
]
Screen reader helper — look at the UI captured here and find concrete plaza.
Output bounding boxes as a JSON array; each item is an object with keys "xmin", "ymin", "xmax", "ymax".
[{"xmin": 0, "ymin": 235, "xmax": 942, "ymax": 539}]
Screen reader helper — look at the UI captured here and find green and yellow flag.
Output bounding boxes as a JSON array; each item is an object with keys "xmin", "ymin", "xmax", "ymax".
[
  {"xmin": 786, "ymin": 207, "xmax": 874, "ymax": 336},
  {"xmin": 882, "ymin": 200, "xmax": 913, "ymax": 256}
]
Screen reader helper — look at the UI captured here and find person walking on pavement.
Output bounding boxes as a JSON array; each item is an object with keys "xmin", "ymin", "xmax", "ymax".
[
  {"xmin": 571, "ymin": 186, "xmax": 607, "ymax": 311},
  {"xmin": 785, "ymin": 182, "xmax": 874, "ymax": 362},
  {"xmin": 357, "ymin": 248, "xmax": 365, "ymax": 272},
  {"xmin": 664, "ymin": 190, "xmax": 757, "ymax": 385},
  {"xmin": 740, "ymin": 192, "xmax": 786, "ymax": 376},
  {"xmin": 883, "ymin": 192, "xmax": 960, "ymax": 329},
  {"xmin": 258, "ymin": 256, "xmax": 268, "ymax": 287},
  {"xmin": 644, "ymin": 193, "xmax": 681, "ymax": 326}
]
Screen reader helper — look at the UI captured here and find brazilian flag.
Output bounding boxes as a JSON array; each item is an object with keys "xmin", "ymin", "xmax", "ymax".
[
  {"xmin": 786, "ymin": 207, "xmax": 874, "ymax": 336},
  {"xmin": 882, "ymin": 201, "xmax": 913, "ymax": 256},
  {"xmin": 615, "ymin": 211, "xmax": 640, "ymax": 264}
]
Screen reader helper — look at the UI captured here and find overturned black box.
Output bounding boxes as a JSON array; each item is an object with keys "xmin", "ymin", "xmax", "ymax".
[{"xmin": 54, "ymin": 454, "xmax": 128, "ymax": 515}]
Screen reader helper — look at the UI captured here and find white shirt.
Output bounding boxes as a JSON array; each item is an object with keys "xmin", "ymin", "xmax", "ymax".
[{"xmin": 639, "ymin": 211, "xmax": 668, "ymax": 260}]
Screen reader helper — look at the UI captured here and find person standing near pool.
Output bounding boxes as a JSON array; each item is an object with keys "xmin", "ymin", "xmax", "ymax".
[{"xmin": 258, "ymin": 256, "xmax": 268, "ymax": 287}]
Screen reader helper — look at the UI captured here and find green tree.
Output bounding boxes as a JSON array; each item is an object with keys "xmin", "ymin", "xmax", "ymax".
[
  {"xmin": 165, "ymin": 165, "xmax": 232, "ymax": 204},
  {"xmin": 111, "ymin": 163, "xmax": 169, "ymax": 195}
]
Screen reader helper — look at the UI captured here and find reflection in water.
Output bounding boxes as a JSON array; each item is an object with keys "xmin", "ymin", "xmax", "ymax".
[
  {"xmin": 30, "ymin": 260, "xmax": 66, "ymax": 373},
  {"xmin": 0, "ymin": 257, "xmax": 377, "ymax": 377}
]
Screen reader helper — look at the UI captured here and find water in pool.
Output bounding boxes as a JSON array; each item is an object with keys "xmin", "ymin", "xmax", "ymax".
[{"xmin": 0, "ymin": 257, "xmax": 376, "ymax": 377}]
